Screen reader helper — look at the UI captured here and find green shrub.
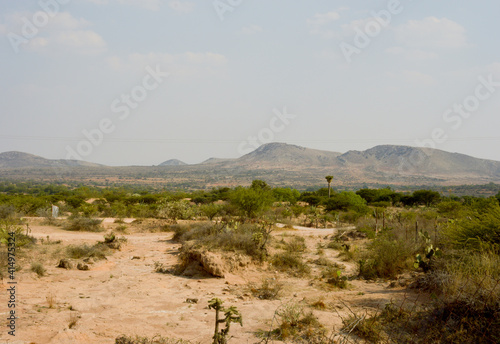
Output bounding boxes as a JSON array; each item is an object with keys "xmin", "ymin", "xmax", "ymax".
[
  {"xmin": 444, "ymin": 204, "xmax": 500, "ymax": 251},
  {"xmin": 174, "ymin": 222, "xmax": 269, "ymax": 261},
  {"xmin": 158, "ymin": 201, "xmax": 195, "ymax": 222},
  {"xmin": 322, "ymin": 267, "xmax": 349, "ymax": 288}
]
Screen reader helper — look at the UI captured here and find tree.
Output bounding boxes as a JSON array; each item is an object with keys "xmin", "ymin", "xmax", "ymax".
[
  {"xmin": 325, "ymin": 175, "xmax": 334, "ymax": 198},
  {"xmin": 231, "ymin": 185, "xmax": 273, "ymax": 218},
  {"xmin": 412, "ymin": 190, "xmax": 441, "ymax": 207},
  {"xmin": 324, "ymin": 191, "xmax": 368, "ymax": 213}
]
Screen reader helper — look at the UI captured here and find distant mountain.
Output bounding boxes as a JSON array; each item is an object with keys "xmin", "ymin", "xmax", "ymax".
[
  {"xmin": 236, "ymin": 142, "xmax": 341, "ymax": 167},
  {"xmin": 159, "ymin": 159, "xmax": 188, "ymax": 166},
  {"xmin": 201, "ymin": 157, "xmax": 235, "ymax": 164},
  {"xmin": 0, "ymin": 151, "xmax": 103, "ymax": 168},
  {"xmin": 2, "ymin": 143, "xmax": 500, "ymax": 188},
  {"xmin": 337, "ymin": 145, "xmax": 500, "ymax": 179}
]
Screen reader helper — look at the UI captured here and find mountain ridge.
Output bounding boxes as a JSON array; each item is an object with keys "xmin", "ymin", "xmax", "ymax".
[{"xmin": 2, "ymin": 143, "xmax": 500, "ymax": 187}]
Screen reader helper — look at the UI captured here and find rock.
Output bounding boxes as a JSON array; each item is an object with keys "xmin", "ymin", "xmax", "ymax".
[
  {"xmin": 185, "ymin": 298, "xmax": 198, "ymax": 304},
  {"xmin": 57, "ymin": 259, "xmax": 73, "ymax": 269},
  {"xmin": 77, "ymin": 263, "xmax": 89, "ymax": 271},
  {"xmin": 180, "ymin": 247, "xmax": 226, "ymax": 278}
]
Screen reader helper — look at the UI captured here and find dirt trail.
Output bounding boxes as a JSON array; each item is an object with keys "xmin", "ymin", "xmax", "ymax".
[{"xmin": 0, "ymin": 223, "xmax": 421, "ymax": 344}]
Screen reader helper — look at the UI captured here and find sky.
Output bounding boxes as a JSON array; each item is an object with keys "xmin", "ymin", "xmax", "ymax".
[{"xmin": 1, "ymin": 0, "xmax": 500, "ymax": 166}]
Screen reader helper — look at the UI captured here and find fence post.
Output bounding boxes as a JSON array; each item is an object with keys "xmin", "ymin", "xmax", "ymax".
[{"xmin": 415, "ymin": 221, "xmax": 418, "ymax": 241}]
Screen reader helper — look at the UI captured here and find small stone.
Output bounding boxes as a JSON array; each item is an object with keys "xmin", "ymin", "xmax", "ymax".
[
  {"xmin": 77, "ymin": 263, "xmax": 89, "ymax": 271},
  {"xmin": 57, "ymin": 259, "xmax": 73, "ymax": 269}
]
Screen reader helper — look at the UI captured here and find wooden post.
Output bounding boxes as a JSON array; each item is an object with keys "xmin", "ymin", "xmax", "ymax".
[
  {"xmin": 434, "ymin": 219, "xmax": 438, "ymax": 245},
  {"xmin": 415, "ymin": 221, "xmax": 418, "ymax": 241},
  {"xmin": 382, "ymin": 212, "xmax": 385, "ymax": 230}
]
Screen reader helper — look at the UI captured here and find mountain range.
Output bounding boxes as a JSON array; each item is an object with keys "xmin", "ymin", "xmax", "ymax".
[{"xmin": 2, "ymin": 143, "xmax": 500, "ymax": 188}]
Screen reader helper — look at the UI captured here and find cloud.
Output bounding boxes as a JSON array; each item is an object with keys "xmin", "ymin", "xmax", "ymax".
[
  {"xmin": 308, "ymin": 11, "xmax": 341, "ymax": 38},
  {"xmin": 240, "ymin": 25, "xmax": 263, "ymax": 35},
  {"xmin": 84, "ymin": 0, "xmax": 161, "ymax": 11},
  {"xmin": 395, "ymin": 17, "xmax": 468, "ymax": 49},
  {"xmin": 2, "ymin": 11, "xmax": 106, "ymax": 55},
  {"xmin": 107, "ymin": 52, "xmax": 228, "ymax": 77},
  {"xmin": 385, "ymin": 47, "xmax": 438, "ymax": 61},
  {"xmin": 168, "ymin": 1, "xmax": 194, "ymax": 13},
  {"xmin": 26, "ymin": 30, "xmax": 107, "ymax": 55},
  {"xmin": 47, "ymin": 12, "xmax": 91, "ymax": 30},
  {"xmin": 308, "ymin": 12, "xmax": 340, "ymax": 26},
  {"xmin": 389, "ymin": 70, "xmax": 436, "ymax": 86}
]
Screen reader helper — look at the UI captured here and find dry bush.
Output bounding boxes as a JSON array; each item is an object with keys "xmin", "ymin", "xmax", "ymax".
[
  {"xmin": 46, "ymin": 293, "xmax": 56, "ymax": 309},
  {"xmin": 115, "ymin": 335, "xmax": 195, "ymax": 344},
  {"xmin": 66, "ymin": 243, "xmax": 109, "ymax": 260},
  {"xmin": 64, "ymin": 217, "xmax": 103, "ymax": 232},
  {"xmin": 263, "ymin": 303, "xmax": 326, "ymax": 343},
  {"xmin": 31, "ymin": 262, "xmax": 46, "ymax": 277},
  {"xmin": 271, "ymin": 252, "xmax": 310, "ymax": 277},
  {"xmin": 250, "ymin": 278, "xmax": 284, "ymax": 300},
  {"xmin": 357, "ymin": 231, "xmax": 419, "ymax": 280},
  {"xmin": 173, "ymin": 221, "xmax": 268, "ymax": 261},
  {"xmin": 68, "ymin": 312, "xmax": 79, "ymax": 329}
]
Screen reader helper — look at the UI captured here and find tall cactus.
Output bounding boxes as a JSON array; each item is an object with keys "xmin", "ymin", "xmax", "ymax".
[{"xmin": 208, "ymin": 298, "xmax": 243, "ymax": 344}]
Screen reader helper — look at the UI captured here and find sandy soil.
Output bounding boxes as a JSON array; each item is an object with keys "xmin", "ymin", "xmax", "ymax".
[{"xmin": 0, "ymin": 220, "xmax": 423, "ymax": 344}]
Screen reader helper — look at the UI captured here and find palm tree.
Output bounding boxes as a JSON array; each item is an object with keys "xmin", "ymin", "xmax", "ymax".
[{"xmin": 325, "ymin": 175, "xmax": 334, "ymax": 198}]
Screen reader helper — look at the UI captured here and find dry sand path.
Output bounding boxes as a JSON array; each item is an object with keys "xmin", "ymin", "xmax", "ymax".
[{"xmin": 0, "ymin": 222, "xmax": 421, "ymax": 344}]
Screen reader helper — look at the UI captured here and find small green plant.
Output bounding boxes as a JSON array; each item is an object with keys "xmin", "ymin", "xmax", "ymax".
[
  {"xmin": 323, "ymin": 268, "xmax": 349, "ymax": 289},
  {"xmin": 208, "ymin": 298, "xmax": 243, "ymax": 344}
]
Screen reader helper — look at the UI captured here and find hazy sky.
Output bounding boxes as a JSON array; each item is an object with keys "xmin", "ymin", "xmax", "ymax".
[{"xmin": 1, "ymin": 0, "xmax": 500, "ymax": 166}]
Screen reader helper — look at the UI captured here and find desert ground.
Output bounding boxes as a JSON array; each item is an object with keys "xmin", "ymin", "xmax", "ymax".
[{"xmin": 1, "ymin": 218, "xmax": 424, "ymax": 344}]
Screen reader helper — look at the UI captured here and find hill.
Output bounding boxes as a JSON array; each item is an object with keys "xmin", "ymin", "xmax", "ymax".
[
  {"xmin": 0, "ymin": 151, "xmax": 102, "ymax": 168},
  {"xmin": 158, "ymin": 159, "xmax": 188, "ymax": 166},
  {"xmin": 2, "ymin": 143, "xmax": 500, "ymax": 189}
]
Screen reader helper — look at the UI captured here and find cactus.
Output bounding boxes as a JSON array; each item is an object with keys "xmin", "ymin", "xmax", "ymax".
[
  {"xmin": 414, "ymin": 231, "xmax": 442, "ymax": 272},
  {"xmin": 208, "ymin": 298, "xmax": 243, "ymax": 344}
]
